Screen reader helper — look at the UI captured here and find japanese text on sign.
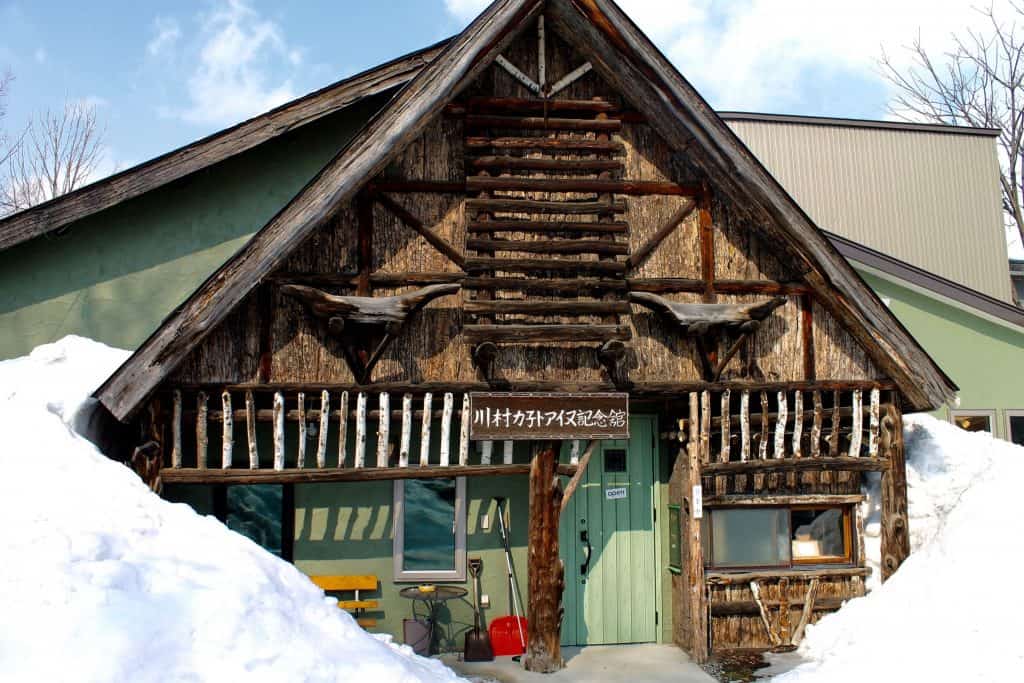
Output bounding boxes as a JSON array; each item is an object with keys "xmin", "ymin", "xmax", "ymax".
[{"xmin": 469, "ymin": 392, "xmax": 629, "ymax": 440}]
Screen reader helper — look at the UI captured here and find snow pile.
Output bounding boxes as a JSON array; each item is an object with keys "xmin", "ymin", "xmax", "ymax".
[
  {"xmin": 772, "ymin": 414, "xmax": 1024, "ymax": 682},
  {"xmin": 0, "ymin": 336, "xmax": 462, "ymax": 683}
]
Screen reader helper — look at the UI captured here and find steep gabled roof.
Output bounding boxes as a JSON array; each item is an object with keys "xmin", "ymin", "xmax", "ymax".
[
  {"xmin": 0, "ymin": 39, "xmax": 450, "ymax": 251},
  {"xmin": 95, "ymin": 0, "xmax": 957, "ymax": 420}
]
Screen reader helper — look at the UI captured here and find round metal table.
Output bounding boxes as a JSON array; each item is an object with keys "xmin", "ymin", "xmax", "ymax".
[{"xmin": 399, "ymin": 585, "xmax": 468, "ymax": 655}]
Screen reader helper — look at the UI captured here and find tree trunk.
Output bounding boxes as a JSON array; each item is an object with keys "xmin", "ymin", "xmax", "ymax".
[{"xmin": 523, "ymin": 442, "xmax": 564, "ymax": 673}]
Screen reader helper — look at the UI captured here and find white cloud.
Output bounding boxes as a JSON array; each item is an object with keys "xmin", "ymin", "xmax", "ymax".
[
  {"xmin": 33, "ymin": 47, "xmax": 47, "ymax": 64},
  {"xmin": 148, "ymin": 17, "xmax": 182, "ymax": 57},
  {"xmin": 444, "ymin": 0, "xmax": 489, "ymax": 23}
]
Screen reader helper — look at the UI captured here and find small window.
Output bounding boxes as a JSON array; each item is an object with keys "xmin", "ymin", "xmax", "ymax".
[
  {"xmin": 950, "ymin": 410, "xmax": 996, "ymax": 434},
  {"xmin": 703, "ymin": 506, "xmax": 853, "ymax": 569},
  {"xmin": 790, "ymin": 507, "xmax": 852, "ymax": 564},
  {"xmin": 1006, "ymin": 411, "xmax": 1024, "ymax": 447},
  {"xmin": 604, "ymin": 449, "xmax": 627, "ymax": 473},
  {"xmin": 393, "ymin": 478, "xmax": 466, "ymax": 582}
]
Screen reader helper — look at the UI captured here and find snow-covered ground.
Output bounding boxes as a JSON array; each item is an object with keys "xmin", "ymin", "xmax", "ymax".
[
  {"xmin": 769, "ymin": 414, "xmax": 1024, "ymax": 682},
  {"xmin": 0, "ymin": 337, "xmax": 462, "ymax": 683}
]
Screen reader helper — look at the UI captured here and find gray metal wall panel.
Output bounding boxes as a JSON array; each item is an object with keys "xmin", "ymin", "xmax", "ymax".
[{"xmin": 726, "ymin": 120, "xmax": 1013, "ymax": 302}]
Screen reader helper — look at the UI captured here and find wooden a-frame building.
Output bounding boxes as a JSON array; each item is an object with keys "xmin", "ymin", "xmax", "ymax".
[{"xmin": 90, "ymin": 0, "xmax": 954, "ymax": 669}]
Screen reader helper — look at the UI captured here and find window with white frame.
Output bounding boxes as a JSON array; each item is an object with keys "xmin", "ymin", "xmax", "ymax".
[
  {"xmin": 1006, "ymin": 410, "xmax": 1024, "ymax": 447},
  {"xmin": 393, "ymin": 477, "xmax": 467, "ymax": 582},
  {"xmin": 950, "ymin": 409, "xmax": 997, "ymax": 434}
]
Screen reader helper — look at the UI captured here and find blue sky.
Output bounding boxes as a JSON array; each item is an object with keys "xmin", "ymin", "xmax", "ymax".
[{"xmin": 1, "ymin": 0, "xmax": 1019, "ymax": 254}]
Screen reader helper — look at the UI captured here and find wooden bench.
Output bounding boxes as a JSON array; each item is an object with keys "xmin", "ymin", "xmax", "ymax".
[{"xmin": 309, "ymin": 575, "xmax": 379, "ymax": 628}]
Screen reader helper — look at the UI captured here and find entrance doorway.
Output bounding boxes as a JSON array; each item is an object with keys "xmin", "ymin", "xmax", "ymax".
[{"xmin": 560, "ymin": 415, "xmax": 658, "ymax": 645}]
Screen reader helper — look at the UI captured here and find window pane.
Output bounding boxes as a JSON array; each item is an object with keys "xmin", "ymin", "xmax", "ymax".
[
  {"xmin": 953, "ymin": 414, "xmax": 991, "ymax": 433},
  {"xmin": 403, "ymin": 478, "xmax": 456, "ymax": 572},
  {"xmin": 710, "ymin": 508, "xmax": 789, "ymax": 567},
  {"xmin": 791, "ymin": 508, "xmax": 846, "ymax": 561},
  {"xmin": 1009, "ymin": 416, "xmax": 1024, "ymax": 447},
  {"xmin": 227, "ymin": 484, "xmax": 282, "ymax": 557}
]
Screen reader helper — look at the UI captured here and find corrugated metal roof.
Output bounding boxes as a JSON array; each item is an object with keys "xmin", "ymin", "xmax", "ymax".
[{"xmin": 725, "ymin": 117, "xmax": 1014, "ymax": 302}]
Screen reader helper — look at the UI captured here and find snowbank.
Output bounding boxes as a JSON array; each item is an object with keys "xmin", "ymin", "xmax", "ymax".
[
  {"xmin": 0, "ymin": 336, "xmax": 462, "ymax": 683},
  {"xmin": 771, "ymin": 414, "xmax": 1024, "ymax": 682}
]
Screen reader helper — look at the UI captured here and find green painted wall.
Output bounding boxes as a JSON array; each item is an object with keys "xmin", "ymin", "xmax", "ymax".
[
  {"xmin": 860, "ymin": 271, "xmax": 1024, "ymax": 437},
  {"xmin": 0, "ymin": 93, "xmax": 389, "ymax": 359}
]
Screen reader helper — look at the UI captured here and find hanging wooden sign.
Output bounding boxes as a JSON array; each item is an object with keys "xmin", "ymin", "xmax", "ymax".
[{"xmin": 469, "ymin": 392, "xmax": 629, "ymax": 440}]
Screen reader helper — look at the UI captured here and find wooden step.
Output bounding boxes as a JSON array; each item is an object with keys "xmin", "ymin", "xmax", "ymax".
[
  {"xmin": 465, "ymin": 257, "xmax": 627, "ymax": 276},
  {"xmin": 463, "ymin": 324, "xmax": 632, "ymax": 344},
  {"xmin": 464, "ymin": 300, "xmax": 631, "ymax": 316},
  {"xmin": 465, "ymin": 198, "xmax": 626, "ymax": 215},
  {"xmin": 463, "ymin": 277, "xmax": 627, "ymax": 295},
  {"xmin": 467, "ymin": 219, "xmax": 628, "ymax": 235},
  {"xmin": 465, "ymin": 136, "xmax": 625, "ymax": 153},
  {"xmin": 467, "ymin": 176, "xmax": 698, "ymax": 196},
  {"xmin": 466, "ymin": 237, "xmax": 627, "ymax": 256},
  {"xmin": 468, "ymin": 156, "xmax": 623, "ymax": 173},
  {"xmin": 465, "ymin": 114, "xmax": 621, "ymax": 132}
]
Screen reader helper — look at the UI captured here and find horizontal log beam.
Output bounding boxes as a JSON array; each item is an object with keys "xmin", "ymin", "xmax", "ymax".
[
  {"xmin": 162, "ymin": 463, "xmax": 578, "ymax": 485},
  {"xmin": 369, "ymin": 272, "xmax": 465, "ymax": 286},
  {"xmin": 468, "ymin": 156, "xmax": 623, "ymax": 173},
  {"xmin": 461, "ymin": 96, "xmax": 618, "ymax": 113},
  {"xmin": 465, "ymin": 197, "xmax": 626, "ymax": 214},
  {"xmin": 704, "ymin": 494, "xmax": 865, "ymax": 507},
  {"xmin": 710, "ymin": 597, "xmax": 846, "ymax": 617},
  {"xmin": 463, "ymin": 324, "xmax": 631, "ymax": 344},
  {"xmin": 270, "ymin": 272, "xmax": 466, "ymax": 288},
  {"xmin": 465, "ymin": 257, "xmax": 626, "ymax": 275},
  {"xmin": 705, "ymin": 567, "xmax": 871, "ymax": 585},
  {"xmin": 464, "ymin": 136, "xmax": 624, "ymax": 153},
  {"xmin": 462, "ymin": 276, "xmax": 627, "ymax": 295},
  {"xmin": 466, "ymin": 237, "xmax": 628, "ymax": 256},
  {"xmin": 368, "ymin": 180, "xmax": 464, "ymax": 193},
  {"xmin": 465, "ymin": 114, "xmax": 621, "ymax": 132},
  {"xmin": 464, "ymin": 300, "xmax": 630, "ymax": 316},
  {"xmin": 466, "ymin": 176, "xmax": 696, "ymax": 196},
  {"xmin": 700, "ymin": 456, "xmax": 890, "ymax": 475},
  {"xmin": 627, "ymin": 278, "xmax": 812, "ymax": 295},
  {"xmin": 467, "ymin": 220, "xmax": 628, "ymax": 234}
]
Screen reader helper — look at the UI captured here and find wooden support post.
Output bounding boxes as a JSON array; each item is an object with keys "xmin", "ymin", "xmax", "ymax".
[
  {"xmin": 880, "ymin": 403, "xmax": 909, "ymax": 580},
  {"xmin": 458, "ymin": 394, "xmax": 471, "ymax": 466},
  {"xmin": 221, "ymin": 391, "xmax": 233, "ymax": 469},
  {"xmin": 377, "ymin": 392, "xmax": 390, "ymax": 468},
  {"xmin": 523, "ymin": 443, "xmax": 564, "ymax": 673},
  {"xmin": 738, "ymin": 390, "xmax": 749, "ymax": 493},
  {"xmin": 171, "ymin": 389, "xmax": 182, "ymax": 469},
  {"xmin": 317, "ymin": 390, "xmax": 330, "ymax": 469},
  {"xmin": 561, "ymin": 440, "xmax": 598, "ymax": 513},
  {"xmin": 420, "ymin": 393, "xmax": 433, "ymax": 466},
  {"xmin": 756, "ymin": 391, "xmax": 769, "ymax": 490},
  {"xmin": 569, "ymin": 440, "xmax": 581, "ymax": 465},
  {"xmin": 297, "ymin": 392, "xmax": 307, "ymax": 469},
  {"xmin": 246, "ymin": 390, "xmax": 258, "ymax": 470},
  {"xmin": 777, "ymin": 577, "xmax": 792, "ymax": 644},
  {"xmin": 686, "ymin": 392, "xmax": 709, "ymax": 663},
  {"xmin": 399, "ymin": 393, "xmax": 413, "ymax": 468},
  {"xmin": 196, "ymin": 391, "xmax": 208, "ymax": 470},
  {"xmin": 868, "ymin": 388, "xmax": 880, "ymax": 457},
  {"xmin": 503, "ymin": 440, "xmax": 514, "ymax": 465},
  {"xmin": 849, "ymin": 389, "xmax": 863, "ymax": 457},
  {"xmin": 337, "ymin": 391, "xmax": 349, "ymax": 468},
  {"xmin": 791, "ymin": 578, "xmax": 819, "ymax": 645},
  {"xmin": 439, "ymin": 392, "xmax": 454, "ymax": 466},
  {"xmin": 750, "ymin": 580, "xmax": 781, "ymax": 648},
  {"xmin": 480, "ymin": 440, "xmax": 493, "ymax": 465},
  {"xmin": 273, "ymin": 392, "xmax": 285, "ymax": 471},
  {"xmin": 792, "ymin": 391, "xmax": 803, "ymax": 457},
  {"xmin": 717, "ymin": 389, "xmax": 730, "ymax": 495},
  {"xmin": 354, "ymin": 392, "xmax": 367, "ymax": 468},
  {"xmin": 774, "ymin": 391, "xmax": 787, "ymax": 459}
]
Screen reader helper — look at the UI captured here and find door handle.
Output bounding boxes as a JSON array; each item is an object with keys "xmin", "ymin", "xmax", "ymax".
[{"xmin": 580, "ymin": 530, "xmax": 592, "ymax": 575}]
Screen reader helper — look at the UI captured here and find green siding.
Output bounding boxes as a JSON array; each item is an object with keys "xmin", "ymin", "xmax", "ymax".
[{"xmin": 0, "ymin": 93, "xmax": 388, "ymax": 359}]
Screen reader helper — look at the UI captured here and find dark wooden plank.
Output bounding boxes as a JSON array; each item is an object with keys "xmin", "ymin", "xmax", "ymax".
[
  {"xmin": 375, "ymin": 192, "xmax": 467, "ymax": 268},
  {"xmin": 705, "ymin": 567, "xmax": 870, "ymax": 585},
  {"xmin": 467, "ymin": 219, "xmax": 628, "ymax": 234},
  {"xmin": 370, "ymin": 272, "xmax": 466, "ymax": 286},
  {"xmin": 626, "ymin": 201, "xmax": 696, "ymax": 269},
  {"xmin": 627, "ymin": 278, "xmax": 811, "ymax": 295},
  {"xmin": 463, "ymin": 324, "xmax": 631, "ymax": 343},
  {"xmin": 469, "ymin": 156, "xmax": 623, "ymax": 172},
  {"xmin": 466, "ymin": 237, "xmax": 628, "ymax": 256},
  {"xmin": 463, "ymin": 276, "xmax": 627, "ymax": 295},
  {"xmin": 710, "ymin": 597, "xmax": 846, "ymax": 617},
  {"xmin": 463, "ymin": 95, "xmax": 617, "ymax": 113},
  {"xmin": 464, "ymin": 300, "xmax": 630, "ymax": 315},
  {"xmin": 161, "ymin": 462, "xmax": 577, "ymax": 484},
  {"xmin": 464, "ymin": 257, "xmax": 626, "ymax": 275},
  {"xmin": 466, "ymin": 114, "xmax": 620, "ymax": 132},
  {"xmin": 801, "ymin": 293, "xmax": 816, "ymax": 380},
  {"xmin": 464, "ymin": 197, "xmax": 626, "ymax": 214},
  {"xmin": 464, "ymin": 136, "xmax": 624, "ymax": 153},
  {"xmin": 466, "ymin": 176, "xmax": 697, "ymax": 196},
  {"xmin": 701, "ymin": 456, "xmax": 890, "ymax": 475}
]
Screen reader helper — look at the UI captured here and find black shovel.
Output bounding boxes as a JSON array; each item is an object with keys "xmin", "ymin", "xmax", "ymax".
[{"xmin": 463, "ymin": 557, "xmax": 494, "ymax": 661}]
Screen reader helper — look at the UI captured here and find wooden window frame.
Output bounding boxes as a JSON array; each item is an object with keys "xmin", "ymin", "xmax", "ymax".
[
  {"xmin": 949, "ymin": 409, "xmax": 997, "ymax": 434},
  {"xmin": 392, "ymin": 477, "xmax": 467, "ymax": 583},
  {"xmin": 1004, "ymin": 410, "xmax": 1024, "ymax": 446},
  {"xmin": 789, "ymin": 505, "xmax": 853, "ymax": 566}
]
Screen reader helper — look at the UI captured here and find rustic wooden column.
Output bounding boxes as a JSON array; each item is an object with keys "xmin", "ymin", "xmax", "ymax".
[
  {"xmin": 523, "ymin": 442, "xmax": 564, "ymax": 673},
  {"xmin": 880, "ymin": 401, "xmax": 909, "ymax": 580},
  {"xmin": 685, "ymin": 392, "xmax": 709, "ymax": 663}
]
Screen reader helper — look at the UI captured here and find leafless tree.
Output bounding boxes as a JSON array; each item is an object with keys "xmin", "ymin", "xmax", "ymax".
[
  {"xmin": 0, "ymin": 99, "xmax": 105, "ymax": 215},
  {"xmin": 881, "ymin": 3, "xmax": 1024, "ymax": 250},
  {"xmin": 0, "ymin": 69, "xmax": 16, "ymax": 168}
]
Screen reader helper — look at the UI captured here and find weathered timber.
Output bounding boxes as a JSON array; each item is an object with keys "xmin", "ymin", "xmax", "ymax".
[
  {"xmin": 685, "ymin": 392, "xmax": 709, "ymax": 663},
  {"xmin": 463, "ymin": 324, "xmax": 631, "ymax": 344},
  {"xmin": 356, "ymin": 192, "xmax": 373, "ymax": 296},
  {"xmin": 774, "ymin": 391, "xmax": 787, "ymax": 459},
  {"xmin": 399, "ymin": 393, "xmax": 413, "ymax": 467},
  {"xmin": 740, "ymin": 390, "xmax": 750, "ymax": 462},
  {"xmin": 792, "ymin": 392, "xmax": 804, "ymax": 458},
  {"xmin": 468, "ymin": 156, "xmax": 622, "ymax": 172},
  {"xmin": 171, "ymin": 390, "xmax": 182, "ymax": 468},
  {"xmin": 467, "ymin": 219, "xmax": 628, "ymax": 234},
  {"xmin": 354, "ymin": 392, "xmax": 367, "ymax": 468},
  {"xmin": 717, "ymin": 389, "xmax": 731, "ymax": 496},
  {"xmin": 777, "ymin": 578, "xmax": 791, "ymax": 645},
  {"xmin": 465, "ymin": 113, "xmax": 620, "ymax": 132},
  {"xmin": 463, "ymin": 95, "xmax": 617, "ymax": 113},
  {"xmin": 464, "ymin": 198, "xmax": 626, "ymax": 214},
  {"xmin": 221, "ymin": 391, "xmax": 233, "ymax": 469},
  {"xmin": 750, "ymin": 581, "xmax": 782, "ymax": 648},
  {"xmin": 627, "ymin": 278, "xmax": 811, "ymax": 295},
  {"xmin": 627, "ymin": 201, "xmax": 697, "ymax": 269},
  {"xmin": 711, "ymin": 593, "xmax": 840, "ymax": 618},
  {"xmin": 420, "ymin": 393, "xmax": 433, "ymax": 466},
  {"xmin": 161, "ymin": 462, "xmax": 578, "ymax": 484},
  {"xmin": 704, "ymin": 494, "xmax": 863, "ymax": 506},
  {"xmin": 705, "ymin": 567, "xmax": 871, "ymax": 585},
  {"xmin": 790, "ymin": 578, "xmax": 821, "ymax": 645},
  {"xmin": 880, "ymin": 404, "xmax": 909, "ymax": 580},
  {"xmin": 369, "ymin": 272, "xmax": 465, "ymax": 286},
  {"xmin": 800, "ymin": 294, "xmax": 815, "ymax": 380},
  {"xmin": 376, "ymin": 392, "xmax": 390, "ymax": 467},
  {"xmin": 317, "ymin": 391, "xmax": 330, "ymax": 469},
  {"xmin": 367, "ymin": 180, "xmax": 464, "ymax": 193},
  {"xmin": 465, "ymin": 257, "xmax": 626, "ymax": 275},
  {"xmin": 464, "ymin": 300, "xmax": 630, "ymax": 316},
  {"xmin": 849, "ymin": 389, "xmax": 863, "ymax": 457},
  {"xmin": 246, "ymin": 390, "xmax": 258, "ymax": 469},
  {"xmin": 464, "ymin": 136, "xmax": 624, "ymax": 153},
  {"xmin": 439, "ymin": 392, "xmax": 454, "ymax": 467},
  {"xmin": 196, "ymin": 391, "xmax": 208, "ymax": 469},
  {"xmin": 463, "ymin": 276, "xmax": 626, "ymax": 295},
  {"xmin": 701, "ymin": 456, "xmax": 890, "ymax": 475},
  {"xmin": 868, "ymin": 388, "xmax": 880, "ymax": 457},
  {"xmin": 297, "ymin": 392, "xmax": 307, "ymax": 469},
  {"xmin": 466, "ymin": 237, "xmax": 627, "ymax": 256},
  {"xmin": 466, "ymin": 176, "xmax": 697, "ymax": 196},
  {"xmin": 458, "ymin": 393, "xmax": 471, "ymax": 466},
  {"xmin": 523, "ymin": 445, "xmax": 564, "ymax": 672},
  {"xmin": 629, "ymin": 293, "xmax": 787, "ymax": 336},
  {"xmin": 273, "ymin": 392, "xmax": 285, "ymax": 470},
  {"xmin": 337, "ymin": 391, "xmax": 349, "ymax": 468},
  {"xmin": 375, "ymin": 193, "xmax": 467, "ymax": 268},
  {"xmin": 560, "ymin": 440, "xmax": 598, "ymax": 512},
  {"xmin": 810, "ymin": 391, "xmax": 823, "ymax": 458}
]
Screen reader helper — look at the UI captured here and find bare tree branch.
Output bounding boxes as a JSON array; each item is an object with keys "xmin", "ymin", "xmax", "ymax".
[{"xmin": 881, "ymin": 3, "xmax": 1024, "ymax": 250}]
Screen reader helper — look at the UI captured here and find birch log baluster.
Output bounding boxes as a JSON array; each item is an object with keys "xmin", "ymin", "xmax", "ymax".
[
  {"xmin": 792, "ymin": 391, "xmax": 804, "ymax": 458},
  {"xmin": 774, "ymin": 391, "xmax": 787, "ymax": 459},
  {"xmin": 420, "ymin": 393, "xmax": 433, "ymax": 467},
  {"xmin": 221, "ymin": 391, "xmax": 233, "ymax": 469},
  {"xmin": 570, "ymin": 440, "xmax": 581, "ymax": 465},
  {"xmin": 354, "ymin": 392, "xmax": 367, "ymax": 469},
  {"xmin": 458, "ymin": 393, "xmax": 470, "ymax": 466},
  {"xmin": 377, "ymin": 392, "xmax": 390, "ymax": 468},
  {"xmin": 503, "ymin": 440, "xmax": 514, "ymax": 465},
  {"xmin": 317, "ymin": 391, "xmax": 330, "ymax": 468},
  {"xmin": 825, "ymin": 390, "xmax": 841, "ymax": 484},
  {"xmin": 777, "ymin": 577, "xmax": 792, "ymax": 644},
  {"xmin": 808, "ymin": 390, "xmax": 822, "ymax": 486},
  {"xmin": 480, "ymin": 440, "xmax": 493, "ymax": 465},
  {"xmin": 439, "ymin": 392, "xmax": 454, "ymax": 467},
  {"xmin": 399, "ymin": 393, "xmax": 413, "ymax": 468},
  {"xmin": 868, "ymin": 388, "xmax": 880, "ymax": 458},
  {"xmin": 700, "ymin": 391, "xmax": 711, "ymax": 470},
  {"xmin": 246, "ymin": 391, "xmax": 258, "ymax": 469},
  {"xmin": 757, "ymin": 391, "xmax": 769, "ymax": 490},
  {"xmin": 849, "ymin": 389, "xmax": 863, "ymax": 458},
  {"xmin": 273, "ymin": 392, "xmax": 285, "ymax": 471},
  {"xmin": 718, "ymin": 389, "xmax": 730, "ymax": 495},
  {"xmin": 739, "ymin": 390, "xmax": 750, "ymax": 493},
  {"xmin": 337, "ymin": 391, "xmax": 349, "ymax": 468},
  {"xmin": 297, "ymin": 392, "xmax": 307, "ymax": 469},
  {"xmin": 750, "ymin": 580, "xmax": 781, "ymax": 648},
  {"xmin": 171, "ymin": 389, "xmax": 182, "ymax": 469},
  {"xmin": 196, "ymin": 391, "xmax": 208, "ymax": 470}
]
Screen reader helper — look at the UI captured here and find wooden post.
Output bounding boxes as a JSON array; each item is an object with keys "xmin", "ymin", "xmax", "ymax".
[
  {"xmin": 503, "ymin": 440, "xmax": 514, "ymax": 464},
  {"xmin": 317, "ymin": 390, "xmax": 330, "ymax": 468},
  {"xmin": 738, "ymin": 389, "xmax": 749, "ymax": 492},
  {"xmin": 868, "ymin": 388, "xmax": 880, "ymax": 458},
  {"xmin": 297, "ymin": 392, "xmax": 307, "ymax": 469},
  {"xmin": 355, "ymin": 392, "xmax": 367, "ymax": 468},
  {"xmin": 439, "ymin": 392, "xmax": 454, "ymax": 466},
  {"xmin": 791, "ymin": 578, "xmax": 819, "ymax": 645},
  {"xmin": 792, "ymin": 391, "xmax": 803, "ymax": 457},
  {"xmin": 523, "ymin": 442, "xmax": 564, "ymax": 673},
  {"xmin": 686, "ymin": 392, "xmax": 709, "ymax": 663},
  {"xmin": 171, "ymin": 389, "xmax": 182, "ymax": 469},
  {"xmin": 196, "ymin": 391, "xmax": 208, "ymax": 470},
  {"xmin": 337, "ymin": 390, "xmax": 349, "ymax": 468},
  {"xmin": 246, "ymin": 390, "xmax": 258, "ymax": 469},
  {"xmin": 377, "ymin": 392, "xmax": 390, "ymax": 467},
  {"xmin": 480, "ymin": 440, "xmax": 493, "ymax": 465},
  {"xmin": 569, "ymin": 440, "xmax": 581, "ymax": 465},
  {"xmin": 273, "ymin": 392, "xmax": 285, "ymax": 471},
  {"xmin": 880, "ymin": 403, "xmax": 909, "ymax": 580},
  {"xmin": 458, "ymin": 393, "xmax": 471, "ymax": 466},
  {"xmin": 717, "ymin": 389, "xmax": 730, "ymax": 495},
  {"xmin": 849, "ymin": 389, "xmax": 863, "ymax": 457},
  {"xmin": 420, "ymin": 392, "xmax": 433, "ymax": 466},
  {"xmin": 221, "ymin": 391, "xmax": 233, "ymax": 469},
  {"xmin": 400, "ymin": 393, "xmax": 413, "ymax": 468}
]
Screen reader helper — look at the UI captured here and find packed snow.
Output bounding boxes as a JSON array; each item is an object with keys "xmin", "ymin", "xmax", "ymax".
[
  {"xmin": 769, "ymin": 414, "xmax": 1024, "ymax": 682},
  {"xmin": 0, "ymin": 336, "xmax": 463, "ymax": 683}
]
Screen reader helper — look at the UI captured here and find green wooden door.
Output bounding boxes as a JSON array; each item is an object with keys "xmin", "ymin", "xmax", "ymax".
[{"xmin": 560, "ymin": 416, "xmax": 658, "ymax": 645}]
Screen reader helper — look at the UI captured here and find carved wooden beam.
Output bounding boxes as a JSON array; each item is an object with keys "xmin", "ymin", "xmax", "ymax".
[{"xmin": 282, "ymin": 283, "xmax": 460, "ymax": 383}]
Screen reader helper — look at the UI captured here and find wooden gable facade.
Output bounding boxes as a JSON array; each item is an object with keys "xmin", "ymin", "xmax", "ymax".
[{"xmin": 96, "ymin": 0, "xmax": 952, "ymax": 670}]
